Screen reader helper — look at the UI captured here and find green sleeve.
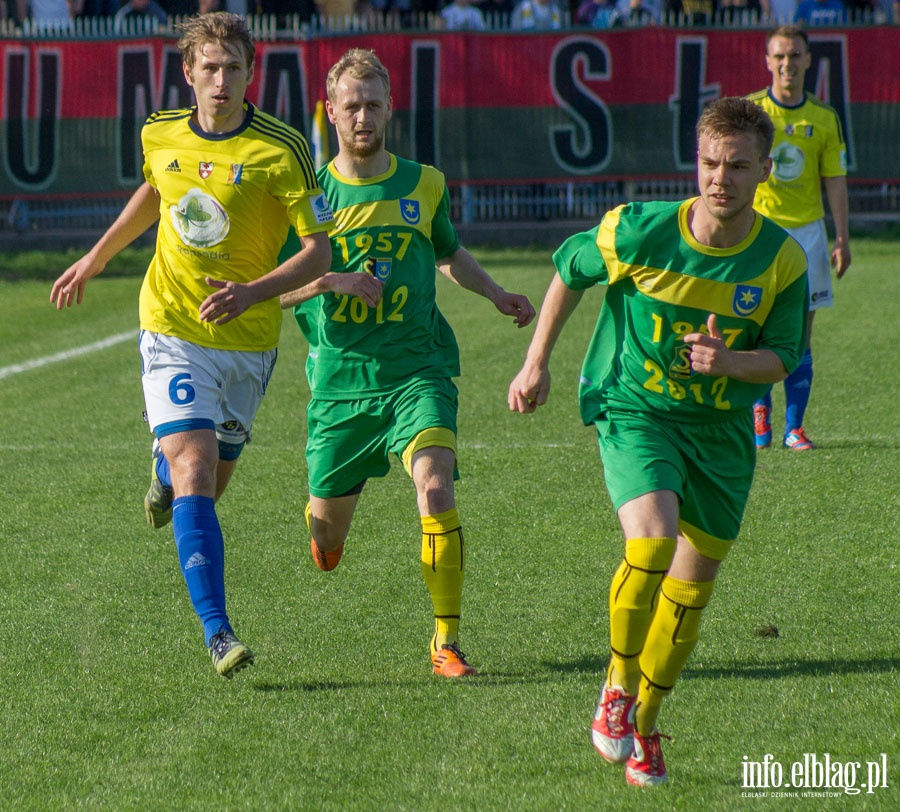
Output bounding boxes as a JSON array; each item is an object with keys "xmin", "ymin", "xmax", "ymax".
[
  {"xmin": 553, "ymin": 226, "xmax": 608, "ymax": 291},
  {"xmin": 758, "ymin": 273, "xmax": 809, "ymax": 376},
  {"xmin": 431, "ymin": 187, "xmax": 461, "ymax": 260}
]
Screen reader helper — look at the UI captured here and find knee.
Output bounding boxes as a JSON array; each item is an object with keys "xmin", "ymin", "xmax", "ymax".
[{"xmin": 416, "ymin": 476, "xmax": 454, "ymax": 516}]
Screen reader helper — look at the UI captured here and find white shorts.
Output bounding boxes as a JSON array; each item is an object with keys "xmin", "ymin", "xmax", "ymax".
[
  {"xmin": 139, "ymin": 331, "xmax": 277, "ymax": 445},
  {"xmin": 785, "ymin": 219, "xmax": 833, "ymax": 311}
]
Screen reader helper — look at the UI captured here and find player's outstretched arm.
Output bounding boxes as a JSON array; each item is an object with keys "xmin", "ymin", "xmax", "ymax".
[
  {"xmin": 508, "ymin": 273, "xmax": 583, "ymax": 413},
  {"xmin": 280, "ymin": 271, "xmax": 384, "ymax": 310},
  {"xmin": 201, "ymin": 231, "xmax": 333, "ymax": 325},
  {"xmin": 436, "ymin": 247, "xmax": 536, "ymax": 328},
  {"xmin": 50, "ymin": 182, "xmax": 160, "ymax": 309}
]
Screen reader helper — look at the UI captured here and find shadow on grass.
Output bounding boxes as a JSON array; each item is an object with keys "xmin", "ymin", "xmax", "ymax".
[
  {"xmin": 248, "ymin": 653, "xmax": 900, "ymax": 692},
  {"xmin": 679, "ymin": 655, "xmax": 900, "ymax": 681},
  {"xmin": 538, "ymin": 653, "xmax": 900, "ymax": 681},
  {"xmin": 250, "ymin": 669, "xmax": 577, "ymax": 693}
]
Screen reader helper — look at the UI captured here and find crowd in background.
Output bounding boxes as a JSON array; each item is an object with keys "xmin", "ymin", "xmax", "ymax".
[{"xmin": 3, "ymin": 0, "xmax": 898, "ymax": 32}]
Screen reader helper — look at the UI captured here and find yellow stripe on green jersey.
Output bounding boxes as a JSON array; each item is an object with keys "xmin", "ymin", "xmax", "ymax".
[
  {"xmin": 139, "ymin": 102, "xmax": 333, "ymax": 352},
  {"xmin": 555, "ymin": 199, "xmax": 808, "ymax": 425},
  {"xmin": 296, "ymin": 153, "xmax": 461, "ymax": 399},
  {"xmin": 747, "ymin": 89, "xmax": 847, "ymax": 228}
]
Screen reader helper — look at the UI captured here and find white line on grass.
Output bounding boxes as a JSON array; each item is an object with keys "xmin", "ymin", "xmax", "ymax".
[{"xmin": 0, "ymin": 330, "xmax": 135, "ymax": 381}]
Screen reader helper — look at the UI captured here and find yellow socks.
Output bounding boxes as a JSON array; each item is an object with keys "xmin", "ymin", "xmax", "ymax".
[
  {"xmin": 421, "ymin": 509, "xmax": 464, "ymax": 653},
  {"xmin": 634, "ymin": 576, "xmax": 714, "ymax": 734},
  {"xmin": 607, "ymin": 537, "xmax": 676, "ymax": 694}
]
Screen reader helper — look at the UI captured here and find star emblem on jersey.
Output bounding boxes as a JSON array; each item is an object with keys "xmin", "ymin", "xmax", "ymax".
[
  {"xmin": 732, "ymin": 285, "xmax": 763, "ymax": 317},
  {"xmin": 400, "ymin": 198, "xmax": 420, "ymax": 225}
]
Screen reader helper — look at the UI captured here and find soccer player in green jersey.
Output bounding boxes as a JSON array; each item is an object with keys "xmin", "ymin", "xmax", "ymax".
[
  {"xmin": 51, "ymin": 13, "xmax": 333, "ymax": 679},
  {"xmin": 508, "ymin": 97, "xmax": 808, "ymax": 786},
  {"xmin": 280, "ymin": 48, "xmax": 535, "ymax": 678},
  {"xmin": 747, "ymin": 25, "xmax": 851, "ymax": 451}
]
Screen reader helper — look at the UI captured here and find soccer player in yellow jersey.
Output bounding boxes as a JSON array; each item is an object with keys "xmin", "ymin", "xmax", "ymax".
[
  {"xmin": 747, "ymin": 25, "xmax": 851, "ymax": 451},
  {"xmin": 509, "ymin": 98, "xmax": 808, "ymax": 785},
  {"xmin": 50, "ymin": 13, "xmax": 333, "ymax": 679}
]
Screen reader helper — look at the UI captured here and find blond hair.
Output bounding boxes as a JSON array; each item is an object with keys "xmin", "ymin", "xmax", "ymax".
[
  {"xmin": 177, "ymin": 12, "xmax": 255, "ymax": 72},
  {"xmin": 326, "ymin": 49, "xmax": 391, "ymax": 102}
]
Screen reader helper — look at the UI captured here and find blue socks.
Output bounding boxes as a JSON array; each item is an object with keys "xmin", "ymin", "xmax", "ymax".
[
  {"xmin": 172, "ymin": 495, "xmax": 230, "ymax": 645},
  {"xmin": 754, "ymin": 348, "xmax": 813, "ymax": 438},
  {"xmin": 754, "ymin": 389, "xmax": 773, "ymax": 413},
  {"xmin": 155, "ymin": 451, "xmax": 172, "ymax": 488},
  {"xmin": 784, "ymin": 348, "xmax": 813, "ymax": 433}
]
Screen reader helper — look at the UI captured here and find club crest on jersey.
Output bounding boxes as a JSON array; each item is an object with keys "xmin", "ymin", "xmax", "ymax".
[
  {"xmin": 400, "ymin": 198, "xmax": 420, "ymax": 225},
  {"xmin": 362, "ymin": 256, "xmax": 392, "ymax": 282},
  {"xmin": 199, "ymin": 162, "xmax": 213, "ymax": 179},
  {"xmin": 228, "ymin": 164, "xmax": 243, "ymax": 185},
  {"xmin": 732, "ymin": 284, "xmax": 763, "ymax": 317}
]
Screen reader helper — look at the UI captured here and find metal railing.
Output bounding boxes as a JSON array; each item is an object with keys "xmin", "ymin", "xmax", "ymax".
[{"xmin": 1, "ymin": 8, "xmax": 896, "ymax": 40}]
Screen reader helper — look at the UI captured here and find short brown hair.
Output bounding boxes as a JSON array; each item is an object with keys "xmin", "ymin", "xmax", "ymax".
[
  {"xmin": 326, "ymin": 49, "xmax": 391, "ymax": 102},
  {"xmin": 177, "ymin": 12, "xmax": 255, "ymax": 72},
  {"xmin": 696, "ymin": 96, "xmax": 775, "ymax": 159},
  {"xmin": 766, "ymin": 24, "xmax": 809, "ymax": 51}
]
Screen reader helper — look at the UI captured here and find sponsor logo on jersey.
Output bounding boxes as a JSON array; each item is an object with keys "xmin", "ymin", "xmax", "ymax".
[
  {"xmin": 733, "ymin": 284, "xmax": 763, "ymax": 317},
  {"xmin": 311, "ymin": 192, "xmax": 334, "ymax": 224},
  {"xmin": 400, "ymin": 198, "xmax": 420, "ymax": 225},
  {"xmin": 228, "ymin": 164, "xmax": 244, "ymax": 185},
  {"xmin": 166, "ymin": 159, "xmax": 181, "ymax": 173},
  {"xmin": 771, "ymin": 142, "xmax": 805, "ymax": 182},
  {"xmin": 199, "ymin": 162, "xmax": 214, "ymax": 179},
  {"xmin": 170, "ymin": 187, "xmax": 230, "ymax": 248}
]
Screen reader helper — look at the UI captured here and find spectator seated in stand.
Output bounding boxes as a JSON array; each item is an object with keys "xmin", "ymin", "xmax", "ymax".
[
  {"xmin": 576, "ymin": 0, "xmax": 618, "ymax": 26},
  {"xmin": 612, "ymin": 0, "xmax": 659, "ymax": 24},
  {"xmin": 24, "ymin": 0, "xmax": 75, "ymax": 27},
  {"xmin": 440, "ymin": 0, "xmax": 487, "ymax": 27},
  {"xmin": 662, "ymin": 0, "xmax": 715, "ymax": 24},
  {"xmin": 113, "ymin": 0, "xmax": 168, "ymax": 29},
  {"xmin": 510, "ymin": 0, "xmax": 563, "ymax": 28},
  {"xmin": 314, "ymin": 0, "xmax": 356, "ymax": 28},
  {"xmin": 766, "ymin": 0, "xmax": 799, "ymax": 24},
  {"xmin": 794, "ymin": 0, "xmax": 846, "ymax": 22}
]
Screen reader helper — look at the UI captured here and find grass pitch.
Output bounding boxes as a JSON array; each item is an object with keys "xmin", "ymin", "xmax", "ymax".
[{"xmin": 0, "ymin": 240, "xmax": 898, "ymax": 810}]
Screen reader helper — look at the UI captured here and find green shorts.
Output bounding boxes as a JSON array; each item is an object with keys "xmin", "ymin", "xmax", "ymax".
[
  {"xmin": 594, "ymin": 410, "xmax": 756, "ymax": 554},
  {"xmin": 306, "ymin": 377, "xmax": 459, "ymax": 498}
]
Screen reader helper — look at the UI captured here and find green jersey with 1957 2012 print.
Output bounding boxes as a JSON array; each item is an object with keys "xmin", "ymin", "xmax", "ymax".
[
  {"xmin": 555, "ymin": 198, "xmax": 809, "ymax": 426},
  {"xmin": 293, "ymin": 153, "xmax": 463, "ymax": 399}
]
